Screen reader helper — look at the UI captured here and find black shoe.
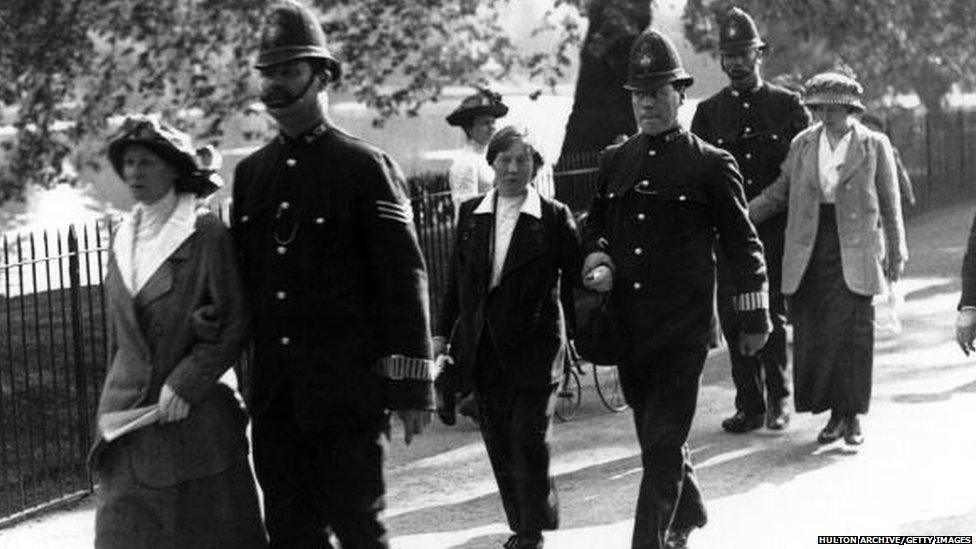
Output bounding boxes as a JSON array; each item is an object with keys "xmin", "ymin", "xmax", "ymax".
[
  {"xmin": 721, "ymin": 411, "xmax": 764, "ymax": 433},
  {"xmin": 765, "ymin": 397, "xmax": 790, "ymax": 430},
  {"xmin": 666, "ymin": 526, "xmax": 694, "ymax": 548},
  {"xmin": 817, "ymin": 411, "xmax": 847, "ymax": 444},
  {"xmin": 844, "ymin": 414, "xmax": 864, "ymax": 445},
  {"xmin": 503, "ymin": 533, "xmax": 542, "ymax": 549}
]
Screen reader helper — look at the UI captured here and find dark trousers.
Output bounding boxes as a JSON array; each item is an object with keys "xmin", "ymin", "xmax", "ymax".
[
  {"xmin": 252, "ymin": 393, "xmax": 388, "ymax": 549},
  {"xmin": 619, "ymin": 347, "xmax": 708, "ymax": 549},
  {"xmin": 476, "ymin": 342, "xmax": 559, "ymax": 543},
  {"xmin": 718, "ymin": 258, "xmax": 790, "ymax": 415}
]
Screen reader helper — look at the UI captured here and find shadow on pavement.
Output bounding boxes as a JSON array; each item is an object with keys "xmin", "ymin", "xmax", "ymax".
[{"xmin": 891, "ymin": 378, "xmax": 976, "ymax": 404}]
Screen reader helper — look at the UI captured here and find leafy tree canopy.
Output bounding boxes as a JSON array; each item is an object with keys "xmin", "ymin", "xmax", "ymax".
[
  {"xmin": 683, "ymin": 0, "xmax": 976, "ymax": 115},
  {"xmin": 0, "ymin": 0, "xmax": 586, "ymax": 203}
]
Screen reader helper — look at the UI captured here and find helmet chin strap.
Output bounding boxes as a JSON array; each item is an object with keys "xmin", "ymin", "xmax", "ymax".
[{"xmin": 263, "ymin": 72, "xmax": 320, "ymax": 111}]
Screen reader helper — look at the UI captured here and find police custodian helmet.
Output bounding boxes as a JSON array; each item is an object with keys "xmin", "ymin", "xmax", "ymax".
[
  {"xmin": 718, "ymin": 7, "xmax": 766, "ymax": 55},
  {"xmin": 255, "ymin": 0, "xmax": 342, "ymax": 81},
  {"xmin": 624, "ymin": 29, "xmax": 694, "ymax": 92}
]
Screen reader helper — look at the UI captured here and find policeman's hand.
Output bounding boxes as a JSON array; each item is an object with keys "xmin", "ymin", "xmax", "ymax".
[
  {"xmin": 738, "ymin": 331, "xmax": 769, "ymax": 357},
  {"xmin": 158, "ymin": 384, "xmax": 190, "ymax": 424},
  {"xmin": 397, "ymin": 409, "xmax": 432, "ymax": 445},
  {"xmin": 582, "ymin": 252, "xmax": 614, "ymax": 292},
  {"xmin": 432, "ymin": 335, "xmax": 447, "ymax": 359},
  {"xmin": 955, "ymin": 309, "xmax": 976, "ymax": 356}
]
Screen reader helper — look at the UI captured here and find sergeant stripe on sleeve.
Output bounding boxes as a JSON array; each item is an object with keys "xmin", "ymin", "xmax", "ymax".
[
  {"xmin": 374, "ymin": 355, "xmax": 435, "ymax": 381},
  {"xmin": 376, "ymin": 199, "xmax": 414, "ymax": 224},
  {"xmin": 734, "ymin": 291, "xmax": 769, "ymax": 312}
]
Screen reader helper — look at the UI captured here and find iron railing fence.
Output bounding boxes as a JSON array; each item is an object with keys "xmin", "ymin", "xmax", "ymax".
[{"xmin": 0, "ymin": 221, "xmax": 112, "ymax": 525}]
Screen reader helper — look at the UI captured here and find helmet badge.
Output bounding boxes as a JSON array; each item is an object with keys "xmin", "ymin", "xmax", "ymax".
[
  {"xmin": 727, "ymin": 24, "xmax": 738, "ymax": 38},
  {"xmin": 265, "ymin": 12, "xmax": 284, "ymax": 43}
]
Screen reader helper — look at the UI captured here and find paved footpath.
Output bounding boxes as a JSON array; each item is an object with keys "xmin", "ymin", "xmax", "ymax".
[{"xmin": 3, "ymin": 201, "xmax": 976, "ymax": 548}]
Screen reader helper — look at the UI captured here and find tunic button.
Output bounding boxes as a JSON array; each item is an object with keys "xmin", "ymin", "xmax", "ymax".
[
  {"xmin": 850, "ymin": 212, "xmax": 858, "ymax": 219},
  {"xmin": 638, "ymin": 180, "xmax": 650, "ymax": 188},
  {"xmin": 280, "ymin": 201, "xmax": 290, "ymax": 210},
  {"xmin": 285, "ymin": 158, "xmax": 297, "ymax": 167},
  {"xmin": 637, "ymin": 213, "xmax": 646, "ymax": 221},
  {"xmin": 743, "ymin": 102, "xmax": 750, "ymax": 109},
  {"xmin": 648, "ymin": 149, "xmax": 657, "ymax": 157},
  {"xmin": 315, "ymin": 217, "xmax": 325, "ymax": 224},
  {"xmin": 276, "ymin": 290, "xmax": 287, "ymax": 300},
  {"xmin": 717, "ymin": 138, "xmax": 724, "ymax": 145},
  {"xmin": 745, "ymin": 153, "xmax": 752, "ymax": 160},
  {"xmin": 240, "ymin": 215, "xmax": 250, "ymax": 222},
  {"xmin": 634, "ymin": 247, "xmax": 643, "ymax": 255},
  {"xmin": 280, "ymin": 336, "xmax": 291, "ymax": 346},
  {"xmin": 772, "ymin": 134, "xmax": 779, "ymax": 141},
  {"xmin": 607, "ymin": 192, "xmax": 616, "ymax": 198},
  {"xmin": 731, "ymin": 90, "xmax": 740, "ymax": 97},
  {"xmin": 678, "ymin": 195, "xmax": 687, "ymax": 201},
  {"xmin": 744, "ymin": 126, "xmax": 752, "ymax": 133},
  {"xmin": 632, "ymin": 282, "xmax": 642, "ymax": 290},
  {"xmin": 746, "ymin": 179, "xmax": 754, "ymax": 186},
  {"xmin": 277, "ymin": 246, "xmax": 287, "ymax": 255}
]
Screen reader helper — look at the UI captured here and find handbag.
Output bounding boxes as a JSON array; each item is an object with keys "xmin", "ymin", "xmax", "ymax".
[{"xmin": 574, "ymin": 289, "xmax": 626, "ymax": 365}]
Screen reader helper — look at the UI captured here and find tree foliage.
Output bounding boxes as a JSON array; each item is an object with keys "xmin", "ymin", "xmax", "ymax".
[
  {"xmin": 0, "ymin": 0, "xmax": 585, "ymax": 203},
  {"xmin": 683, "ymin": 0, "xmax": 976, "ymax": 116}
]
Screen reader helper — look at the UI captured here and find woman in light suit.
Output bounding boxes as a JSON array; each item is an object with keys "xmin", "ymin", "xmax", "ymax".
[
  {"xmin": 749, "ymin": 72, "xmax": 908, "ymax": 446},
  {"xmin": 434, "ymin": 126, "xmax": 581, "ymax": 549},
  {"xmin": 90, "ymin": 115, "xmax": 265, "ymax": 548}
]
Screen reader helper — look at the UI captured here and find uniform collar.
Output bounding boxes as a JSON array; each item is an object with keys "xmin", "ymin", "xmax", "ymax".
[
  {"xmin": 277, "ymin": 120, "xmax": 330, "ymax": 146},
  {"xmin": 728, "ymin": 79, "xmax": 765, "ymax": 97},
  {"xmin": 641, "ymin": 125, "xmax": 684, "ymax": 146},
  {"xmin": 473, "ymin": 187, "xmax": 542, "ymax": 219}
]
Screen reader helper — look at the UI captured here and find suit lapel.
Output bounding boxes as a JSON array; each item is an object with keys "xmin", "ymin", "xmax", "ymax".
[
  {"xmin": 499, "ymin": 214, "xmax": 546, "ymax": 283},
  {"xmin": 461, "ymin": 209, "xmax": 494, "ymax": 293},
  {"xmin": 837, "ymin": 125, "xmax": 867, "ymax": 188},
  {"xmin": 135, "ymin": 237, "xmax": 192, "ymax": 308},
  {"xmin": 106, "ymin": 257, "xmax": 151, "ymax": 359},
  {"xmin": 803, "ymin": 126, "xmax": 824, "ymax": 191}
]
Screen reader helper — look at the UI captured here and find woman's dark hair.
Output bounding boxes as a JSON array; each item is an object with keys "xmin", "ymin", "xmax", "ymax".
[{"xmin": 486, "ymin": 125, "xmax": 545, "ymax": 178}]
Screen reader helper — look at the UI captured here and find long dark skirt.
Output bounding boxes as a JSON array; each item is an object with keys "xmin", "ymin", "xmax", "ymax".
[
  {"xmin": 791, "ymin": 205, "xmax": 874, "ymax": 415},
  {"xmin": 95, "ymin": 440, "xmax": 266, "ymax": 549}
]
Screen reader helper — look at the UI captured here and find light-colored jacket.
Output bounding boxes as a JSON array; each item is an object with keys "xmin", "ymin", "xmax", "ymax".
[{"xmin": 749, "ymin": 121, "xmax": 908, "ymax": 296}]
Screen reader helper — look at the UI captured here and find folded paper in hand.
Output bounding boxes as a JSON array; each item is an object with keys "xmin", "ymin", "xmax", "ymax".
[{"xmin": 99, "ymin": 405, "xmax": 159, "ymax": 442}]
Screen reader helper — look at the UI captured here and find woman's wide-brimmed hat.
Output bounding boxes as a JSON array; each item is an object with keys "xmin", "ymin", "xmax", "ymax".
[
  {"xmin": 803, "ymin": 72, "xmax": 866, "ymax": 112},
  {"xmin": 446, "ymin": 88, "xmax": 509, "ymax": 128},
  {"xmin": 108, "ymin": 115, "xmax": 223, "ymax": 197}
]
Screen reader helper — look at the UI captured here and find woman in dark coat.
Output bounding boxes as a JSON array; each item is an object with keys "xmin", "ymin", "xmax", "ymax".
[
  {"xmin": 749, "ymin": 73, "xmax": 908, "ymax": 446},
  {"xmin": 434, "ymin": 126, "xmax": 581, "ymax": 549},
  {"xmin": 89, "ymin": 115, "xmax": 266, "ymax": 548}
]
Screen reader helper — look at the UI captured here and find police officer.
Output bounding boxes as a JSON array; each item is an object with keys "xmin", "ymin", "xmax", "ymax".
[
  {"xmin": 690, "ymin": 7, "xmax": 810, "ymax": 434},
  {"xmin": 582, "ymin": 29, "xmax": 771, "ymax": 549},
  {"xmin": 231, "ymin": 2, "xmax": 434, "ymax": 547}
]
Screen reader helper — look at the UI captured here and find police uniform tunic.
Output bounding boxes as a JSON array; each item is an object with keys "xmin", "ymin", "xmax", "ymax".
[
  {"xmin": 583, "ymin": 127, "xmax": 770, "ymax": 549},
  {"xmin": 691, "ymin": 82, "xmax": 809, "ymax": 415},
  {"xmin": 584, "ymin": 127, "xmax": 771, "ymax": 361},
  {"xmin": 232, "ymin": 122, "xmax": 433, "ymax": 547}
]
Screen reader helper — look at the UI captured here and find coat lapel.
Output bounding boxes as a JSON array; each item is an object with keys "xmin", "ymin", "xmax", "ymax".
[
  {"xmin": 803, "ymin": 125, "xmax": 823, "ymax": 191},
  {"xmin": 837, "ymin": 124, "xmax": 867, "ymax": 189},
  {"xmin": 499, "ymin": 214, "xmax": 546, "ymax": 283},
  {"xmin": 135, "ymin": 238, "xmax": 193, "ymax": 308},
  {"xmin": 461, "ymin": 207, "xmax": 494, "ymax": 293},
  {"xmin": 106, "ymin": 257, "xmax": 151, "ymax": 359}
]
